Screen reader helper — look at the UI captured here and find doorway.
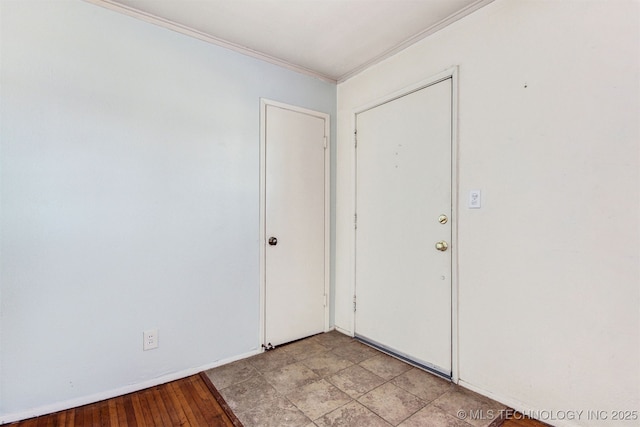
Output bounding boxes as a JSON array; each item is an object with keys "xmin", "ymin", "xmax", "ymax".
[
  {"xmin": 354, "ymin": 73, "xmax": 457, "ymax": 378},
  {"xmin": 260, "ymin": 99, "xmax": 330, "ymax": 349}
]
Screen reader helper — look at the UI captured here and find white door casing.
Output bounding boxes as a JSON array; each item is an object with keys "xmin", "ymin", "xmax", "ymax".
[
  {"xmin": 260, "ymin": 99, "xmax": 330, "ymax": 349},
  {"xmin": 354, "ymin": 71, "xmax": 457, "ymax": 378}
]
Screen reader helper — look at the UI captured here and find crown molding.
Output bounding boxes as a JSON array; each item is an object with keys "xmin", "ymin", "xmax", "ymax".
[
  {"xmin": 83, "ymin": 0, "xmax": 338, "ymax": 84},
  {"xmin": 336, "ymin": 0, "xmax": 495, "ymax": 82},
  {"xmin": 84, "ymin": 0, "xmax": 494, "ymax": 85}
]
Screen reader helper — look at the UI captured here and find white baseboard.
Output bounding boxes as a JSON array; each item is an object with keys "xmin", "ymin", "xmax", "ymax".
[
  {"xmin": 334, "ymin": 325, "xmax": 354, "ymax": 337},
  {"xmin": 0, "ymin": 349, "xmax": 259, "ymax": 425},
  {"xmin": 458, "ymin": 380, "xmax": 579, "ymax": 427}
]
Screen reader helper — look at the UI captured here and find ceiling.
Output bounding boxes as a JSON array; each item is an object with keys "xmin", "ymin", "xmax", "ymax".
[{"xmin": 91, "ymin": 0, "xmax": 493, "ymax": 82}]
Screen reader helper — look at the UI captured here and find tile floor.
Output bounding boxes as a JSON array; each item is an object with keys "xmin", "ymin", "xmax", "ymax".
[{"xmin": 205, "ymin": 331, "xmax": 507, "ymax": 427}]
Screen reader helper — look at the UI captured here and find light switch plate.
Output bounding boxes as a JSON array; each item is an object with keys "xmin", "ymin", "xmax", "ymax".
[{"xmin": 469, "ymin": 190, "xmax": 481, "ymax": 209}]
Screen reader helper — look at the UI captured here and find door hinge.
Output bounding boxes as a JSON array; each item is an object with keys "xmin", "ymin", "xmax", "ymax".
[
  {"xmin": 323, "ymin": 136, "xmax": 327, "ymax": 150},
  {"xmin": 353, "ymin": 295, "xmax": 357, "ymax": 312},
  {"xmin": 323, "ymin": 294, "xmax": 327, "ymax": 307},
  {"xmin": 354, "ymin": 213, "xmax": 358, "ymax": 230},
  {"xmin": 354, "ymin": 129, "xmax": 357, "ymax": 148}
]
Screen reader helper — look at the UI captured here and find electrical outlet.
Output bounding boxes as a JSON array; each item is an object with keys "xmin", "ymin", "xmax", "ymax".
[{"xmin": 143, "ymin": 329, "xmax": 159, "ymax": 351}]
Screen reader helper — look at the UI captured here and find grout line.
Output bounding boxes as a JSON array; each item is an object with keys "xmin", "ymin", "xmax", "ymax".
[{"xmin": 211, "ymin": 333, "xmax": 510, "ymax": 427}]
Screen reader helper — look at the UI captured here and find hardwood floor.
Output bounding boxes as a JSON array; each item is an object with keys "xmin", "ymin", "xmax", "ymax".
[
  {"xmin": 7, "ymin": 366, "xmax": 549, "ymax": 427},
  {"xmin": 501, "ymin": 414, "xmax": 551, "ymax": 427},
  {"xmin": 9, "ymin": 373, "xmax": 241, "ymax": 427}
]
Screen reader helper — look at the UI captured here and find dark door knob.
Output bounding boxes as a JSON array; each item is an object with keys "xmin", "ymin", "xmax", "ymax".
[{"xmin": 268, "ymin": 237, "xmax": 278, "ymax": 246}]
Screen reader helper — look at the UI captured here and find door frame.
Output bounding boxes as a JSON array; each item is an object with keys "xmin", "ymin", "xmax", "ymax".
[
  {"xmin": 351, "ymin": 67, "xmax": 460, "ymax": 382},
  {"xmin": 259, "ymin": 98, "xmax": 331, "ymax": 351}
]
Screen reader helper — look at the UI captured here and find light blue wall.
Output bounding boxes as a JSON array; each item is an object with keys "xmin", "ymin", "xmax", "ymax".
[{"xmin": 0, "ymin": 0, "xmax": 336, "ymax": 418}]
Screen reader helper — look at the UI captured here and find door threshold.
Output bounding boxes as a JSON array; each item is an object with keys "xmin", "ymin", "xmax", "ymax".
[{"xmin": 355, "ymin": 334, "xmax": 451, "ymax": 381}]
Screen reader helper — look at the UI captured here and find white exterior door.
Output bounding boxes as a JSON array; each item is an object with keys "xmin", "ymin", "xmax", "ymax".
[
  {"xmin": 355, "ymin": 78, "xmax": 453, "ymax": 376},
  {"xmin": 262, "ymin": 101, "xmax": 329, "ymax": 348}
]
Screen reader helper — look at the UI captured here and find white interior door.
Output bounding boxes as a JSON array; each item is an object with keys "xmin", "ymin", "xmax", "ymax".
[
  {"xmin": 355, "ymin": 78, "xmax": 453, "ymax": 376},
  {"xmin": 262, "ymin": 102, "xmax": 329, "ymax": 348}
]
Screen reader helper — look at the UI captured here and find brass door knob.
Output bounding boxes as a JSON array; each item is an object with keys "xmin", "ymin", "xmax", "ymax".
[{"xmin": 435, "ymin": 241, "xmax": 448, "ymax": 252}]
